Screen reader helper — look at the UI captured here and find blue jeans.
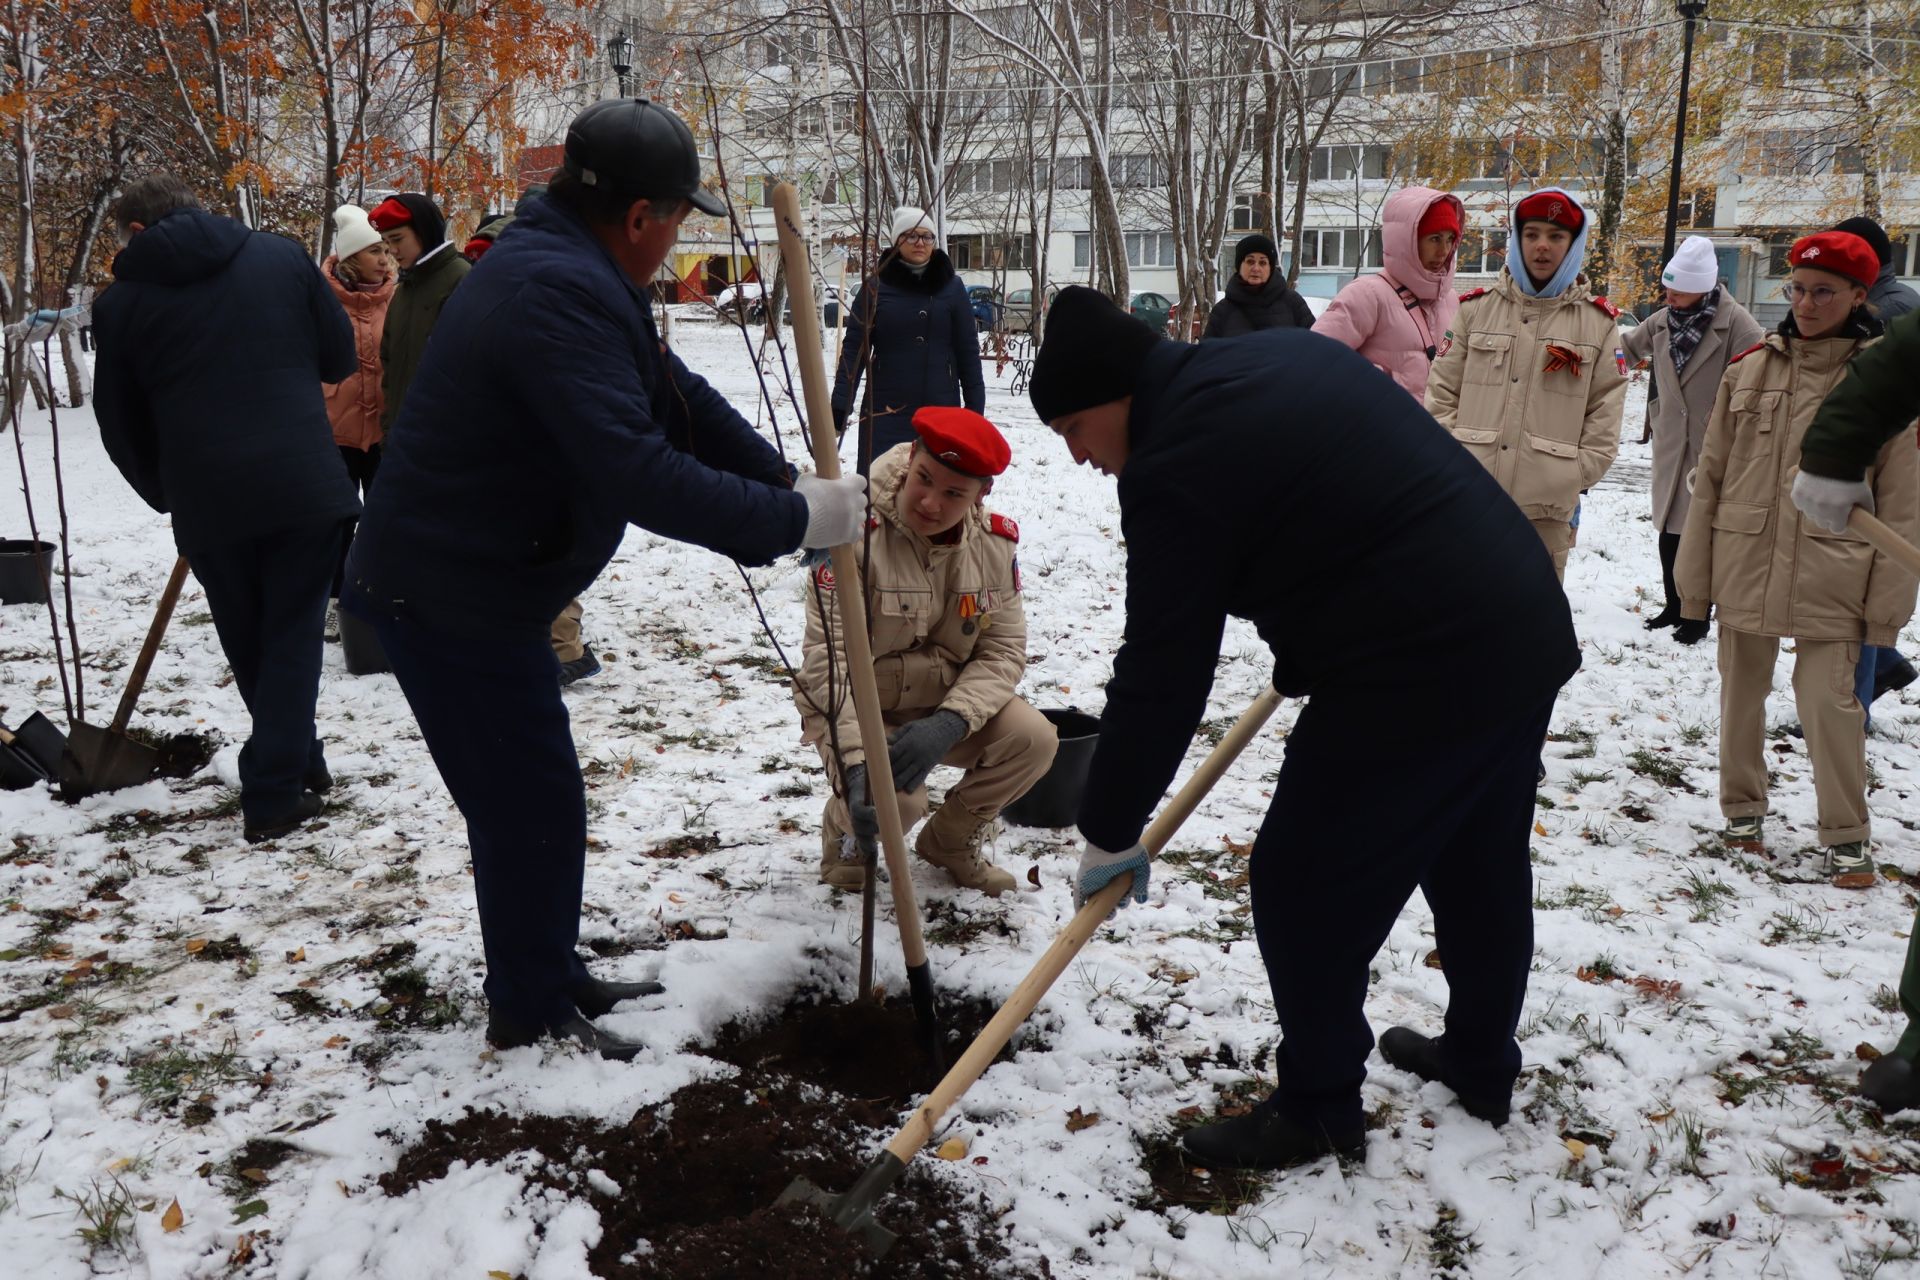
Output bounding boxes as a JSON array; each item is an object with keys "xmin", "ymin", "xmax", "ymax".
[{"xmin": 1855, "ymin": 645, "xmax": 1908, "ymax": 728}]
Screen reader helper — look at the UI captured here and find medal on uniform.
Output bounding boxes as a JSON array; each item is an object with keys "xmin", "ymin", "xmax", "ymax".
[{"xmin": 959, "ymin": 593, "xmax": 978, "ymax": 635}]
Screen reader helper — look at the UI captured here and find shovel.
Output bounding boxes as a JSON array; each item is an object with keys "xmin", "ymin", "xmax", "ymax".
[
  {"xmin": 772, "ymin": 184, "xmax": 943, "ymax": 1060},
  {"xmin": 1851, "ymin": 509, "xmax": 1920, "ymax": 579},
  {"xmin": 781, "ymin": 684, "xmax": 1286, "ymax": 1254},
  {"xmin": 0, "ymin": 723, "xmax": 53, "ymax": 788},
  {"xmin": 1, "ymin": 711, "xmax": 68, "ymax": 784},
  {"xmin": 62, "ymin": 556, "xmax": 190, "ymax": 798}
]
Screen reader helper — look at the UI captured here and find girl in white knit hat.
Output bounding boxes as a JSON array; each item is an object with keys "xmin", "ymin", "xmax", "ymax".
[
  {"xmin": 829, "ymin": 205, "xmax": 986, "ymax": 472},
  {"xmin": 320, "ymin": 204, "xmax": 396, "ymax": 630},
  {"xmin": 1621, "ymin": 234, "xmax": 1764, "ymax": 642}
]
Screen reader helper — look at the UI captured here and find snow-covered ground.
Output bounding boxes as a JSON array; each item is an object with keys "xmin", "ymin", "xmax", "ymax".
[{"xmin": 3, "ymin": 323, "xmax": 1920, "ymax": 1278}]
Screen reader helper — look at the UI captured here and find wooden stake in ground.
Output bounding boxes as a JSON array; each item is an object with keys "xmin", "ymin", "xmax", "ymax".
[{"xmin": 770, "ymin": 182, "xmax": 941, "ymax": 1049}]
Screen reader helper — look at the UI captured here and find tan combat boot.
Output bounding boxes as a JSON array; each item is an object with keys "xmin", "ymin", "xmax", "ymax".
[
  {"xmin": 819, "ymin": 820, "xmax": 867, "ymax": 891},
  {"xmin": 915, "ymin": 806, "xmax": 1016, "ymax": 896}
]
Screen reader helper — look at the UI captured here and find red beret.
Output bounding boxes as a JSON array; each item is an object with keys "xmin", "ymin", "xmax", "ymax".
[
  {"xmin": 1417, "ymin": 198, "xmax": 1461, "ymax": 241},
  {"xmin": 1513, "ymin": 190, "xmax": 1584, "ymax": 235},
  {"xmin": 464, "ymin": 235, "xmax": 494, "ymax": 262},
  {"xmin": 367, "ymin": 196, "xmax": 413, "ymax": 232},
  {"xmin": 912, "ymin": 406, "xmax": 1010, "ymax": 478},
  {"xmin": 1789, "ymin": 231, "xmax": 1878, "ymax": 290}
]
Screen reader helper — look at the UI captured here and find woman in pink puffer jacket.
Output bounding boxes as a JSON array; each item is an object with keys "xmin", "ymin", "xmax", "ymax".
[{"xmin": 1313, "ymin": 186, "xmax": 1463, "ymax": 401}]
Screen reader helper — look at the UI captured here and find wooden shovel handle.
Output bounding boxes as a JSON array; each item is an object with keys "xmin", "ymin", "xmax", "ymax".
[
  {"xmin": 1849, "ymin": 509, "xmax": 1920, "ymax": 580},
  {"xmin": 771, "ymin": 183, "xmax": 929, "ymax": 969},
  {"xmin": 881, "ymin": 685, "xmax": 1285, "ymax": 1163},
  {"xmin": 109, "ymin": 556, "xmax": 190, "ymax": 736}
]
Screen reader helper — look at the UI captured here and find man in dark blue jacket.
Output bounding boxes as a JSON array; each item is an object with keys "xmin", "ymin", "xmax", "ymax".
[
  {"xmin": 343, "ymin": 99, "xmax": 866, "ymax": 1060},
  {"xmin": 93, "ymin": 173, "xmax": 359, "ymax": 844},
  {"xmin": 1030, "ymin": 287, "xmax": 1579, "ymax": 1171}
]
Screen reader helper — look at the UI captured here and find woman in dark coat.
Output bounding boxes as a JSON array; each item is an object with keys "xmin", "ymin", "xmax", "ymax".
[
  {"xmin": 832, "ymin": 206, "xmax": 986, "ymax": 469},
  {"xmin": 1202, "ymin": 233, "xmax": 1316, "ymax": 339}
]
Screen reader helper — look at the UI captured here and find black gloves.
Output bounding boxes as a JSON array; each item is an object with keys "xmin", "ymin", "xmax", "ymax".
[{"xmin": 886, "ymin": 710, "xmax": 969, "ymax": 794}]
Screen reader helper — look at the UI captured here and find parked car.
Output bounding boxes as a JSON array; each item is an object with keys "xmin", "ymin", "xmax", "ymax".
[
  {"xmin": 1129, "ymin": 291, "xmax": 1173, "ymax": 334},
  {"xmin": 712, "ymin": 281, "xmax": 767, "ymax": 320},
  {"xmin": 966, "ymin": 285, "xmax": 1003, "ymax": 332}
]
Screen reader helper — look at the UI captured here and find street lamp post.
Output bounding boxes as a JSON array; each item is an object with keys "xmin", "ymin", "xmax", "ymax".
[
  {"xmin": 607, "ymin": 33, "xmax": 633, "ymax": 99},
  {"xmin": 1660, "ymin": 0, "xmax": 1708, "ymax": 267}
]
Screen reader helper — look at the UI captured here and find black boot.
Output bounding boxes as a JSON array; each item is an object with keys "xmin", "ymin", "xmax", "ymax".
[
  {"xmin": 1644, "ymin": 532, "xmax": 1683, "ymax": 630},
  {"xmin": 1178, "ymin": 1101, "xmax": 1364, "ymax": 1172},
  {"xmin": 1860, "ymin": 1054, "xmax": 1920, "ymax": 1112},
  {"xmin": 1874, "ymin": 655, "xmax": 1918, "ymax": 703},
  {"xmin": 486, "ymin": 1011, "xmax": 644, "ymax": 1062},
  {"xmin": 1672, "ymin": 617, "xmax": 1710, "ymax": 646},
  {"xmin": 305, "ymin": 760, "xmax": 334, "ymax": 793},
  {"xmin": 1378, "ymin": 1027, "xmax": 1512, "ymax": 1126},
  {"xmin": 570, "ymin": 974, "xmax": 665, "ymax": 1018},
  {"xmin": 243, "ymin": 790, "xmax": 324, "ymax": 844}
]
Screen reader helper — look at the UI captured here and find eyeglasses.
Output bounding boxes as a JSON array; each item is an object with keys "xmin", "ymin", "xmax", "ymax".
[
  {"xmin": 1780, "ymin": 282, "xmax": 1842, "ymax": 305},
  {"xmin": 899, "ymin": 231, "xmax": 935, "ymax": 244}
]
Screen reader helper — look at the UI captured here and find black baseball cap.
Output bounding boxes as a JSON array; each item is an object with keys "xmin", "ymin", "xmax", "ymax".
[{"xmin": 562, "ymin": 98, "xmax": 726, "ymax": 216}]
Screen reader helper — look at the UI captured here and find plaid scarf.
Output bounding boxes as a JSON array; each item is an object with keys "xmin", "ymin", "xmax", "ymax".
[{"xmin": 1666, "ymin": 286, "xmax": 1719, "ymax": 376}]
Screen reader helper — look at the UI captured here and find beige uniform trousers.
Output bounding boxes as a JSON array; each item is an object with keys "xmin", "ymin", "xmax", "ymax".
[
  {"xmin": 550, "ymin": 598, "xmax": 585, "ymax": 662},
  {"xmin": 1531, "ymin": 518, "xmax": 1572, "ymax": 582},
  {"xmin": 821, "ymin": 696, "xmax": 1058, "ymax": 844},
  {"xmin": 1718, "ymin": 626, "xmax": 1869, "ymax": 846}
]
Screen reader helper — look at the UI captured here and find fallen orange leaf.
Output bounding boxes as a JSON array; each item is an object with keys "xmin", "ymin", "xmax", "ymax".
[{"xmin": 161, "ymin": 1199, "xmax": 184, "ymax": 1232}]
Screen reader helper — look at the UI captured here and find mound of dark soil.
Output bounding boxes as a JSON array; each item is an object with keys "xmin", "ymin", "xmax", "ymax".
[{"xmin": 379, "ymin": 992, "xmax": 1056, "ymax": 1278}]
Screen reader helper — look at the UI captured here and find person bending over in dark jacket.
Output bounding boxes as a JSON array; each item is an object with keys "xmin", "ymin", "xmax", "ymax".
[
  {"xmin": 342, "ymin": 99, "xmax": 868, "ymax": 1061},
  {"xmin": 92, "ymin": 173, "xmax": 359, "ymax": 843},
  {"xmin": 1030, "ymin": 287, "xmax": 1578, "ymax": 1173},
  {"xmin": 1202, "ymin": 234, "xmax": 1316, "ymax": 339},
  {"xmin": 832, "ymin": 206, "xmax": 986, "ymax": 472}
]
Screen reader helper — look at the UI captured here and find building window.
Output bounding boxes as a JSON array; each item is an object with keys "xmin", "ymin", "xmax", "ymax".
[
  {"xmin": 1230, "ymin": 195, "xmax": 1257, "ymax": 231},
  {"xmin": 1124, "ymin": 231, "xmax": 1177, "ymax": 268},
  {"xmin": 1073, "ymin": 233, "xmax": 1090, "ymax": 268},
  {"xmin": 1297, "ymin": 228, "xmax": 1380, "ymax": 270},
  {"xmin": 1455, "ymin": 229, "xmax": 1508, "ymax": 275}
]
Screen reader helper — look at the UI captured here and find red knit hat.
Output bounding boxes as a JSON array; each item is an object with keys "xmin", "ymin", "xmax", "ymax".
[
  {"xmin": 1788, "ymin": 231, "xmax": 1878, "ymax": 290},
  {"xmin": 1417, "ymin": 198, "xmax": 1461, "ymax": 241},
  {"xmin": 1513, "ymin": 190, "xmax": 1584, "ymax": 234},
  {"xmin": 912, "ymin": 406, "xmax": 1010, "ymax": 479}
]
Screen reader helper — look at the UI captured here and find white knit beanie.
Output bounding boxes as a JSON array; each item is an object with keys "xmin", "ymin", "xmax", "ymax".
[
  {"xmin": 1661, "ymin": 236, "xmax": 1719, "ymax": 293},
  {"xmin": 332, "ymin": 205, "xmax": 382, "ymax": 260},
  {"xmin": 888, "ymin": 206, "xmax": 932, "ymax": 245}
]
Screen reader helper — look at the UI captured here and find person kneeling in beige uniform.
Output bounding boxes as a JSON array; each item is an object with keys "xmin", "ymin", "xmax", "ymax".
[
  {"xmin": 1677, "ymin": 230, "xmax": 1919, "ymax": 888},
  {"xmin": 795, "ymin": 406, "xmax": 1058, "ymax": 895}
]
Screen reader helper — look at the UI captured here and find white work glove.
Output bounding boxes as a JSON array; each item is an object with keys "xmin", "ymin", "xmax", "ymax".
[
  {"xmin": 1791, "ymin": 469, "xmax": 1873, "ymax": 535},
  {"xmin": 1074, "ymin": 841, "xmax": 1150, "ymax": 915},
  {"xmin": 794, "ymin": 472, "xmax": 869, "ymax": 549}
]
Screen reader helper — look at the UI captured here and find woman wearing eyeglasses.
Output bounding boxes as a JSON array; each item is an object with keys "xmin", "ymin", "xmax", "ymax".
[
  {"xmin": 832, "ymin": 207, "xmax": 987, "ymax": 472},
  {"xmin": 1675, "ymin": 230, "xmax": 1919, "ymax": 890}
]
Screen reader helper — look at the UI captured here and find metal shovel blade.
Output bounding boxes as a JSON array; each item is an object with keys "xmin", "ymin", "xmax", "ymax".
[
  {"xmin": 9, "ymin": 712, "xmax": 70, "ymax": 778},
  {"xmin": 776, "ymin": 1169, "xmax": 900, "ymax": 1257},
  {"xmin": 60, "ymin": 719, "xmax": 161, "ymax": 799}
]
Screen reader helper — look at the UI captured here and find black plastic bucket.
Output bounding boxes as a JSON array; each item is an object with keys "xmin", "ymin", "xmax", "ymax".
[
  {"xmin": 0, "ymin": 539, "xmax": 55, "ymax": 605},
  {"xmin": 1003, "ymin": 708, "xmax": 1101, "ymax": 828},
  {"xmin": 338, "ymin": 608, "xmax": 392, "ymax": 676}
]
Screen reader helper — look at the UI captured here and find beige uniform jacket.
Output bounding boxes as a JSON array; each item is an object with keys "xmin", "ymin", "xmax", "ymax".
[
  {"xmin": 1622, "ymin": 295, "xmax": 1767, "ymax": 534},
  {"xmin": 1676, "ymin": 330, "xmax": 1919, "ymax": 645},
  {"xmin": 1426, "ymin": 268, "xmax": 1627, "ymax": 521},
  {"xmin": 795, "ymin": 443, "xmax": 1027, "ymax": 768}
]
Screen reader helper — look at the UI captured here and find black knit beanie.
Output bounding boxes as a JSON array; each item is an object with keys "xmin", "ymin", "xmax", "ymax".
[
  {"xmin": 1831, "ymin": 216, "xmax": 1893, "ymax": 271},
  {"xmin": 1028, "ymin": 286, "xmax": 1164, "ymax": 423},
  {"xmin": 1235, "ymin": 233, "xmax": 1279, "ymax": 270}
]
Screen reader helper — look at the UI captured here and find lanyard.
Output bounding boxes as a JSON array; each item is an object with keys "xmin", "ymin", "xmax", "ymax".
[{"xmin": 1383, "ymin": 273, "xmax": 1438, "ymax": 361}]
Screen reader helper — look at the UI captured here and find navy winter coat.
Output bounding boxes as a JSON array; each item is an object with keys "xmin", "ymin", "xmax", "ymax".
[
  {"xmin": 1201, "ymin": 273, "xmax": 1316, "ymax": 339},
  {"xmin": 1077, "ymin": 331, "xmax": 1581, "ymax": 852},
  {"xmin": 831, "ymin": 249, "xmax": 985, "ymax": 462},
  {"xmin": 92, "ymin": 209, "xmax": 359, "ymax": 551},
  {"xmin": 344, "ymin": 195, "xmax": 807, "ymax": 633}
]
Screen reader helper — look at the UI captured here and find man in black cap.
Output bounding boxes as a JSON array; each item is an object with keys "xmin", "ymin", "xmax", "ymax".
[
  {"xmin": 343, "ymin": 99, "xmax": 868, "ymax": 1059},
  {"xmin": 1031, "ymin": 286, "xmax": 1578, "ymax": 1169}
]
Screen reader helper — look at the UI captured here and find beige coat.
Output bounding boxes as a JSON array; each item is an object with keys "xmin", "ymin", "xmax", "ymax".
[
  {"xmin": 1676, "ymin": 331, "xmax": 1920, "ymax": 645},
  {"xmin": 1426, "ymin": 269, "xmax": 1627, "ymax": 521},
  {"xmin": 795, "ymin": 443, "xmax": 1028, "ymax": 768},
  {"xmin": 1622, "ymin": 292, "xmax": 1765, "ymax": 533}
]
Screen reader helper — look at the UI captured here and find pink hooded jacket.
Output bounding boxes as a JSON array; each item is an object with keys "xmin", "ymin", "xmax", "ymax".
[{"xmin": 1312, "ymin": 187, "xmax": 1463, "ymax": 401}]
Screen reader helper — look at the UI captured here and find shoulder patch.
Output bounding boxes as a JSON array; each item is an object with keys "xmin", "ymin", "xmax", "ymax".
[
  {"xmin": 813, "ymin": 562, "xmax": 836, "ymax": 590},
  {"xmin": 1729, "ymin": 341, "xmax": 1766, "ymax": 365},
  {"xmin": 1588, "ymin": 296, "xmax": 1620, "ymax": 319},
  {"xmin": 1458, "ymin": 287, "xmax": 1489, "ymax": 304},
  {"xmin": 988, "ymin": 514, "xmax": 1019, "ymax": 543}
]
